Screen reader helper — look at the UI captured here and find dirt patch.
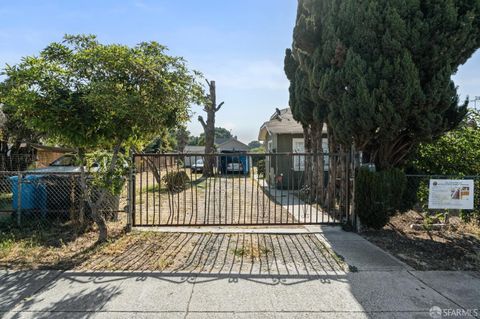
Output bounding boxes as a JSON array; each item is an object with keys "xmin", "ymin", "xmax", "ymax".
[
  {"xmin": 135, "ymin": 173, "xmax": 295, "ymax": 226},
  {"xmin": 362, "ymin": 211, "xmax": 480, "ymax": 270},
  {"xmin": 76, "ymin": 231, "xmax": 347, "ymax": 275}
]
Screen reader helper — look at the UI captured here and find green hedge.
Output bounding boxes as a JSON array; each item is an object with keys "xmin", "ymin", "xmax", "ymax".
[
  {"xmin": 460, "ymin": 179, "xmax": 480, "ymax": 223},
  {"xmin": 355, "ymin": 168, "xmax": 407, "ymax": 229}
]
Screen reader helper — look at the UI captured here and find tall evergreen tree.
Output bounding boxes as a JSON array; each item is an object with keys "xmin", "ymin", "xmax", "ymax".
[
  {"xmin": 285, "ymin": 48, "xmax": 327, "ymax": 203},
  {"xmin": 287, "ymin": 0, "xmax": 480, "ymax": 170}
]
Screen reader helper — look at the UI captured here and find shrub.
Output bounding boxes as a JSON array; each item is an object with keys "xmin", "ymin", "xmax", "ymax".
[
  {"xmin": 382, "ymin": 169, "xmax": 407, "ymax": 212},
  {"xmin": 162, "ymin": 171, "xmax": 190, "ymax": 193},
  {"xmin": 460, "ymin": 180, "xmax": 480, "ymax": 224},
  {"xmin": 409, "ymin": 111, "xmax": 480, "ymax": 222},
  {"xmin": 256, "ymin": 159, "xmax": 266, "ymax": 177},
  {"xmin": 355, "ymin": 168, "xmax": 407, "ymax": 229}
]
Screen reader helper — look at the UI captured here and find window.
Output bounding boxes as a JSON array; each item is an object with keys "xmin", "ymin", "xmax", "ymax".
[
  {"xmin": 50, "ymin": 155, "xmax": 76, "ymax": 166},
  {"xmin": 292, "ymin": 138, "xmax": 305, "ymax": 171}
]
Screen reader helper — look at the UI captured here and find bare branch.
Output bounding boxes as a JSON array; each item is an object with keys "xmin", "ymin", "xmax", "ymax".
[
  {"xmin": 205, "ymin": 79, "xmax": 211, "ymax": 87},
  {"xmin": 215, "ymin": 101, "xmax": 225, "ymax": 112},
  {"xmin": 198, "ymin": 115, "xmax": 207, "ymax": 129}
]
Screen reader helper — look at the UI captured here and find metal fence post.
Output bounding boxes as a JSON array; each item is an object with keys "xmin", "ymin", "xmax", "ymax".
[
  {"xmin": 126, "ymin": 156, "xmax": 135, "ymax": 231},
  {"xmin": 16, "ymin": 172, "xmax": 22, "ymax": 227},
  {"xmin": 350, "ymin": 146, "xmax": 359, "ymax": 232}
]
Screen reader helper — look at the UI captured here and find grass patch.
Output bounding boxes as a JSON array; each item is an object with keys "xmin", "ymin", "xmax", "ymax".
[
  {"xmin": 231, "ymin": 245, "xmax": 271, "ymax": 259},
  {"xmin": 143, "ymin": 184, "xmax": 161, "ymax": 193},
  {"xmin": 0, "ymin": 192, "xmax": 12, "ymax": 210},
  {"xmin": 0, "ymin": 217, "xmax": 126, "ymax": 270},
  {"xmin": 232, "ymin": 247, "xmax": 247, "ymax": 257},
  {"xmin": 156, "ymin": 258, "xmax": 174, "ymax": 270}
]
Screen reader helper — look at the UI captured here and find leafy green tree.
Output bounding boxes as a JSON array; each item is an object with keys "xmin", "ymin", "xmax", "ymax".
[
  {"xmin": 199, "ymin": 127, "xmax": 232, "ymax": 144},
  {"xmin": 288, "ymin": 0, "xmax": 480, "ymax": 170},
  {"xmin": 410, "ymin": 110, "xmax": 480, "ymax": 223},
  {"xmin": 143, "ymin": 129, "xmax": 177, "ymax": 153},
  {"xmin": 144, "ymin": 125, "xmax": 190, "ymax": 153},
  {"xmin": 175, "ymin": 126, "xmax": 190, "ymax": 152},
  {"xmin": 0, "ymin": 100, "xmax": 41, "ymax": 170},
  {"xmin": 188, "ymin": 127, "xmax": 233, "ymax": 146},
  {"xmin": 413, "ymin": 110, "xmax": 480, "ymax": 176},
  {"xmin": 1, "ymin": 34, "xmax": 203, "ymax": 242},
  {"xmin": 188, "ymin": 135, "xmax": 202, "ymax": 146}
]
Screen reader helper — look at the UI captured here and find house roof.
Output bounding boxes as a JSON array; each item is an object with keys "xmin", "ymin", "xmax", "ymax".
[
  {"xmin": 258, "ymin": 108, "xmax": 328, "ymax": 141},
  {"xmin": 258, "ymin": 108, "xmax": 304, "ymax": 141},
  {"xmin": 29, "ymin": 143, "xmax": 75, "ymax": 153},
  {"xmin": 214, "ymin": 137, "xmax": 230, "ymax": 145},
  {"xmin": 183, "ymin": 145, "xmax": 205, "ymax": 153},
  {"xmin": 217, "ymin": 138, "xmax": 249, "ymax": 152}
]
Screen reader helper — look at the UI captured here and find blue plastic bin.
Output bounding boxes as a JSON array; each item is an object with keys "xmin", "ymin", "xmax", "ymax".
[{"xmin": 10, "ymin": 175, "xmax": 47, "ymax": 215}]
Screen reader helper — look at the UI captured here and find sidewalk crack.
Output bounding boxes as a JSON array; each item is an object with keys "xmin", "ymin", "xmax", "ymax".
[
  {"xmin": 406, "ymin": 270, "xmax": 466, "ymax": 311},
  {"xmin": 183, "ymin": 276, "xmax": 196, "ymax": 319}
]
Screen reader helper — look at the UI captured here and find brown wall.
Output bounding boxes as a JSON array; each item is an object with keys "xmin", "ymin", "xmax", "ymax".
[
  {"xmin": 36, "ymin": 150, "xmax": 67, "ymax": 168},
  {"xmin": 267, "ymin": 134, "xmax": 305, "ymax": 189},
  {"xmin": 276, "ymin": 133, "xmax": 303, "ymax": 153}
]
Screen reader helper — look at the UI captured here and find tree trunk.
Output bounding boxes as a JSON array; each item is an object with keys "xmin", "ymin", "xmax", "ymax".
[
  {"xmin": 203, "ymin": 105, "xmax": 215, "ymax": 176},
  {"xmin": 325, "ymin": 126, "xmax": 337, "ymax": 209},
  {"xmin": 337, "ymin": 144, "xmax": 347, "ymax": 219},
  {"xmin": 312, "ymin": 122, "xmax": 325, "ymax": 204},
  {"xmin": 91, "ymin": 144, "xmax": 122, "ymax": 243},
  {"xmin": 77, "ymin": 144, "xmax": 122, "ymax": 243},
  {"xmin": 303, "ymin": 125, "xmax": 313, "ymax": 201},
  {"xmin": 199, "ymin": 80, "xmax": 224, "ymax": 177},
  {"xmin": 367, "ymin": 135, "xmax": 415, "ymax": 170}
]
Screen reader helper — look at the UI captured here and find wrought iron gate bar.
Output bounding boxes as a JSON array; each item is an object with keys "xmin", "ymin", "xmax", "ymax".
[{"xmin": 131, "ymin": 153, "xmax": 353, "ymax": 227}]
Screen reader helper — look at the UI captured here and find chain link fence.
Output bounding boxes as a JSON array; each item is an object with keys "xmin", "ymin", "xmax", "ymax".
[
  {"xmin": 0, "ymin": 171, "xmax": 128, "ymax": 230},
  {"xmin": 0, "ymin": 154, "xmax": 37, "ymax": 171}
]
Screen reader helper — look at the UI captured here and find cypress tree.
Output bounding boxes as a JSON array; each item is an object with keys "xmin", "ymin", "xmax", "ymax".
[
  {"xmin": 287, "ymin": 0, "xmax": 480, "ymax": 170},
  {"xmin": 285, "ymin": 48, "xmax": 327, "ymax": 203}
]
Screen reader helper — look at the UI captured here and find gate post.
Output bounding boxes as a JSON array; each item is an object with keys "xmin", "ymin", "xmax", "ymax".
[
  {"xmin": 126, "ymin": 155, "xmax": 136, "ymax": 231},
  {"xmin": 16, "ymin": 172, "xmax": 22, "ymax": 227}
]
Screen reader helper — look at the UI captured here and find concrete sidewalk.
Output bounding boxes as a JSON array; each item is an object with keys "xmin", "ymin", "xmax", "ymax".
[
  {"xmin": 0, "ymin": 227, "xmax": 478, "ymax": 318},
  {"xmin": 1, "ymin": 269, "xmax": 479, "ymax": 318}
]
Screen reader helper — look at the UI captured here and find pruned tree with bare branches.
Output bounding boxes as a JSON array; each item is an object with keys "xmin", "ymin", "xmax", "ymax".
[{"xmin": 198, "ymin": 80, "xmax": 224, "ymax": 176}]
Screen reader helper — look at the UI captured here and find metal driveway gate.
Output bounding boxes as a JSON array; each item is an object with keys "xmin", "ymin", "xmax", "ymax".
[{"xmin": 131, "ymin": 153, "xmax": 354, "ymax": 227}]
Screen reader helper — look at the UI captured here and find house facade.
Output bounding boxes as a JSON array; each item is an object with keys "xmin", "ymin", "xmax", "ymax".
[
  {"xmin": 258, "ymin": 108, "xmax": 328, "ymax": 188},
  {"xmin": 183, "ymin": 145, "xmax": 206, "ymax": 167},
  {"xmin": 183, "ymin": 137, "xmax": 250, "ymax": 170}
]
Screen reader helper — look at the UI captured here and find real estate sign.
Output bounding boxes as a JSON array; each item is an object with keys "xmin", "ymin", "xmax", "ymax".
[{"xmin": 428, "ymin": 179, "xmax": 474, "ymax": 210}]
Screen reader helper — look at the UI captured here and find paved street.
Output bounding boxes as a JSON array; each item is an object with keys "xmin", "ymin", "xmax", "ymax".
[{"xmin": 1, "ymin": 227, "xmax": 479, "ymax": 318}]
